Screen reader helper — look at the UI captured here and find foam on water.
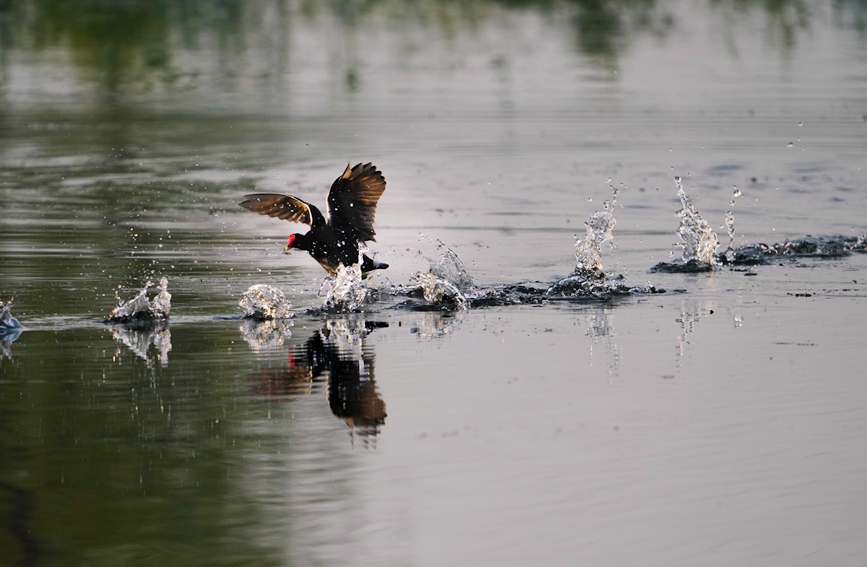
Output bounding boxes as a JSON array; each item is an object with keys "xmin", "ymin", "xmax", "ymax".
[
  {"xmin": 107, "ymin": 277, "xmax": 171, "ymax": 324},
  {"xmin": 239, "ymin": 284, "xmax": 294, "ymax": 320},
  {"xmin": 723, "ymin": 234, "xmax": 867, "ymax": 265}
]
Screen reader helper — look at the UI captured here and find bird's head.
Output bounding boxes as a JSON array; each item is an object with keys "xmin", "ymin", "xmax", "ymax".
[{"xmin": 285, "ymin": 233, "xmax": 305, "ymax": 253}]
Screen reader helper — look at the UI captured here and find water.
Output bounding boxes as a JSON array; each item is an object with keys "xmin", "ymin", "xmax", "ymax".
[
  {"xmin": 0, "ymin": 300, "xmax": 23, "ymax": 359},
  {"xmin": 107, "ymin": 277, "xmax": 172, "ymax": 323},
  {"xmin": 650, "ymin": 177, "xmax": 722, "ymax": 272},
  {"xmin": 239, "ymin": 283, "xmax": 294, "ymax": 320},
  {"xmin": 2, "ymin": 1, "xmax": 867, "ymax": 565},
  {"xmin": 320, "ymin": 265, "xmax": 372, "ymax": 312}
]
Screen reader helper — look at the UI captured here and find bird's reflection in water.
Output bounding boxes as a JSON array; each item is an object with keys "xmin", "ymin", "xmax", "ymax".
[{"xmin": 246, "ymin": 319, "xmax": 387, "ymax": 445}]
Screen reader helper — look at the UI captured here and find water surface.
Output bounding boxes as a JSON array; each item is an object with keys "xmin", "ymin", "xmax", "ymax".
[{"xmin": 2, "ymin": 1, "xmax": 867, "ymax": 565}]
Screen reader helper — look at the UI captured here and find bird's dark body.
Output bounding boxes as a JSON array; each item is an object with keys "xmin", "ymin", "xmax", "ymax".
[
  {"xmin": 239, "ymin": 163, "xmax": 388, "ymax": 276},
  {"xmin": 291, "ymin": 227, "xmax": 380, "ymax": 275}
]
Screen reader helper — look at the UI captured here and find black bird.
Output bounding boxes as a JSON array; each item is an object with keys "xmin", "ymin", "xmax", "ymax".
[{"xmin": 239, "ymin": 163, "xmax": 388, "ymax": 276}]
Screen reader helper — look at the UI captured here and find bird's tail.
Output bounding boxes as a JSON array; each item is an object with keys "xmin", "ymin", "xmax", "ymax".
[{"xmin": 361, "ymin": 255, "xmax": 388, "ymax": 275}]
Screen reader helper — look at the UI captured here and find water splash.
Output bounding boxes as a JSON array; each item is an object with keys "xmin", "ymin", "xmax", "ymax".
[
  {"xmin": 393, "ymin": 240, "xmax": 474, "ymax": 311},
  {"xmin": 650, "ymin": 177, "xmax": 720, "ymax": 273},
  {"xmin": 107, "ymin": 277, "xmax": 171, "ymax": 323},
  {"xmin": 0, "ymin": 299, "xmax": 22, "ymax": 331},
  {"xmin": 428, "ymin": 239, "xmax": 475, "ymax": 295},
  {"xmin": 675, "ymin": 177, "xmax": 720, "ymax": 265},
  {"xmin": 393, "ymin": 228, "xmax": 661, "ymax": 308},
  {"xmin": 239, "ymin": 284, "xmax": 294, "ymax": 320},
  {"xmin": 546, "ymin": 187, "xmax": 663, "ymax": 298},
  {"xmin": 321, "ymin": 265, "xmax": 371, "ymax": 311},
  {"xmin": 408, "ymin": 272, "xmax": 468, "ymax": 310},
  {"xmin": 153, "ymin": 278, "xmax": 172, "ymax": 318},
  {"xmin": 723, "ymin": 186, "xmax": 743, "ymax": 263},
  {"xmin": 573, "ymin": 187, "xmax": 618, "ymax": 279},
  {"xmin": 548, "ymin": 187, "xmax": 617, "ymax": 296},
  {"xmin": 1, "ymin": 299, "xmax": 23, "ymax": 358}
]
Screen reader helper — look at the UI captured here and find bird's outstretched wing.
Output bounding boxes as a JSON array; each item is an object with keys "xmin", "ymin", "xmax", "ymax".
[
  {"xmin": 327, "ymin": 163, "xmax": 386, "ymax": 242},
  {"xmin": 239, "ymin": 194, "xmax": 322, "ymax": 226}
]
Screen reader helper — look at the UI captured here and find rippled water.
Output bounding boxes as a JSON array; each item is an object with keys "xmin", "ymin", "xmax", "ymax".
[{"xmin": 2, "ymin": 1, "xmax": 867, "ymax": 565}]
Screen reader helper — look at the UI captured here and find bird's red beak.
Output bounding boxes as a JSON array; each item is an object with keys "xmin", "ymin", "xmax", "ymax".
[{"xmin": 284, "ymin": 234, "xmax": 295, "ymax": 253}]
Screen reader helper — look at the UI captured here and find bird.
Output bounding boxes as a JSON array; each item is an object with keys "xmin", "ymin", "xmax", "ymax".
[{"xmin": 239, "ymin": 163, "xmax": 389, "ymax": 276}]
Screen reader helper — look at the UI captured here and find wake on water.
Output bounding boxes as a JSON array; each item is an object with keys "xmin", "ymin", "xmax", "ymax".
[
  {"xmin": 4, "ymin": 175, "xmax": 867, "ymax": 348},
  {"xmin": 107, "ymin": 175, "xmax": 867, "ymax": 325},
  {"xmin": 233, "ymin": 182, "xmax": 663, "ymax": 318},
  {"xmin": 650, "ymin": 177, "xmax": 867, "ymax": 271}
]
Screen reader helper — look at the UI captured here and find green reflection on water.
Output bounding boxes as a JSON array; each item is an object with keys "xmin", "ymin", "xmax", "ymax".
[
  {"xmin": 1, "ymin": 0, "xmax": 860, "ymax": 103},
  {"xmin": 1, "ymin": 315, "xmax": 389, "ymax": 565},
  {"xmin": 0, "ymin": 325, "xmax": 284, "ymax": 565}
]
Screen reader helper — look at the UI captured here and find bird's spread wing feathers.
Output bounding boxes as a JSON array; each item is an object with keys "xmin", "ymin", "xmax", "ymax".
[
  {"xmin": 326, "ymin": 163, "xmax": 386, "ymax": 242},
  {"xmin": 239, "ymin": 194, "xmax": 317, "ymax": 226}
]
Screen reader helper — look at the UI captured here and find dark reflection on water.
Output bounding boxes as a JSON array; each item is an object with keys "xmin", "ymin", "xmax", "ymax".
[
  {"xmin": 0, "ymin": 319, "xmax": 379, "ymax": 565},
  {"xmin": 247, "ymin": 319, "xmax": 388, "ymax": 443},
  {"xmin": 0, "ymin": 315, "xmax": 397, "ymax": 564}
]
